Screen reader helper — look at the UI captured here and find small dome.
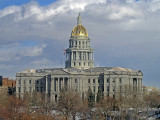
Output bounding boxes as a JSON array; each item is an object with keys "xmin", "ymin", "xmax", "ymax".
[{"xmin": 71, "ymin": 25, "xmax": 88, "ymax": 37}]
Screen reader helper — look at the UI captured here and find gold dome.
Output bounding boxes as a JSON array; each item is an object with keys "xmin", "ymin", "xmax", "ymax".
[{"xmin": 71, "ymin": 25, "xmax": 88, "ymax": 37}]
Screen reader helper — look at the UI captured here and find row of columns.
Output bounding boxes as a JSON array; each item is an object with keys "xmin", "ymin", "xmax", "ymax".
[
  {"xmin": 70, "ymin": 40, "xmax": 89, "ymax": 48},
  {"xmin": 69, "ymin": 51, "xmax": 94, "ymax": 61}
]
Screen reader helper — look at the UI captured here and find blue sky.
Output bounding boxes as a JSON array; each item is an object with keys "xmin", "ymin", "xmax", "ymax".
[
  {"xmin": 0, "ymin": 0, "xmax": 57, "ymax": 9},
  {"xmin": 0, "ymin": 0, "xmax": 160, "ymax": 89}
]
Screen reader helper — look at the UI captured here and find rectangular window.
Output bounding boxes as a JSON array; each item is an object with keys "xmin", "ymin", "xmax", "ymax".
[
  {"xmin": 88, "ymin": 79, "xmax": 90, "ymax": 83},
  {"xmin": 29, "ymin": 80, "xmax": 31, "ymax": 84},
  {"xmin": 75, "ymin": 79, "xmax": 77, "ymax": 83},
  {"xmin": 107, "ymin": 78, "xmax": 109, "ymax": 83},
  {"xmin": 79, "ymin": 52, "xmax": 81, "ymax": 60},
  {"xmin": 98, "ymin": 79, "xmax": 100, "ymax": 83},
  {"xmin": 107, "ymin": 86, "xmax": 109, "ymax": 92},
  {"xmin": 37, "ymin": 80, "xmax": 39, "ymax": 84},
  {"xmin": 119, "ymin": 78, "xmax": 122, "ymax": 83},
  {"xmin": 93, "ymin": 79, "xmax": 95, "ymax": 83}
]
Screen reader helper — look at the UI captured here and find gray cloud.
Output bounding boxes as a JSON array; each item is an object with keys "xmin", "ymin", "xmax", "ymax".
[{"xmin": 0, "ymin": 0, "xmax": 160, "ymax": 88}]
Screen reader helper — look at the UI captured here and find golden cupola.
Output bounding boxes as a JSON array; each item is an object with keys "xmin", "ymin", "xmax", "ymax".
[{"xmin": 71, "ymin": 13, "xmax": 88, "ymax": 37}]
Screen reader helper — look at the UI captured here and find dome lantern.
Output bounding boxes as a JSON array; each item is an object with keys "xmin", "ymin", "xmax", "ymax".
[{"xmin": 77, "ymin": 13, "xmax": 82, "ymax": 25}]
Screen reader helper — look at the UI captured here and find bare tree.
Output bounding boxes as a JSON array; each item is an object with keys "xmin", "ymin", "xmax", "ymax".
[
  {"xmin": 57, "ymin": 89, "xmax": 82, "ymax": 120},
  {"xmin": 144, "ymin": 91, "xmax": 160, "ymax": 108}
]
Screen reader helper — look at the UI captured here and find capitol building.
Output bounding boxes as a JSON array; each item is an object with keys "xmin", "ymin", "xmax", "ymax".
[{"xmin": 16, "ymin": 14, "xmax": 143, "ymax": 102}]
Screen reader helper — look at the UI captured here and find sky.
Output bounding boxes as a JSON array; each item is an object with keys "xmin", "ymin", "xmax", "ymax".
[{"xmin": 0, "ymin": 0, "xmax": 159, "ymax": 88}]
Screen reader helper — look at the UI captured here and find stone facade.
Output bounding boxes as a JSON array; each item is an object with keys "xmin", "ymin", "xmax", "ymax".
[{"xmin": 16, "ymin": 14, "xmax": 143, "ymax": 102}]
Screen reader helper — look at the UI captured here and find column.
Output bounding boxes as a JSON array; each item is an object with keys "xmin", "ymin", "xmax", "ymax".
[
  {"xmin": 93, "ymin": 52, "xmax": 94, "ymax": 61},
  {"xmin": 62, "ymin": 78, "xmax": 64, "ymax": 89},
  {"xmin": 75, "ymin": 51, "xmax": 77, "ymax": 60},
  {"xmin": 72, "ymin": 52, "xmax": 73, "ymax": 60}
]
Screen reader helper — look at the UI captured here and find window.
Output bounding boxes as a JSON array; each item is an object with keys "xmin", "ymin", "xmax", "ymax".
[
  {"xmin": 93, "ymin": 86, "xmax": 95, "ymax": 93},
  {"xmin": 29, "ymin": 80, "xmax": 31, "ymax": 84},
  {"xmin": 113, "ymin": 94, "xmax": 115, "ymax": 98},
  {"xmin": 55, "ymin": 95, "xmax": 57, "ymax": 102},
  {"xmin": 75, "ymin": 79, "xmax": 77, "ymax": 83},
  {"xmin": 98, "ymin": 79, "xmax": 100, "ymax": 83},
  {"xmin": 119, "ymin": 78, "xmax": 122, "ymax": 83},
  {"xmin": 107, "ymin": 78, "xmax": 109, "ymax": 83},
  {"xmin": 79, "ymin": 52, "xmax": 81, "ymax": 60},
  {"xmin": 88, "ymin": 79, "xmax": 90, "ymax": 83},
  {"xmin": 74, "ymin": 62, "xmax": 76, "ymax": 66},
  {"xmin": 93, "ymin": 79, "xmax": 95, "ymax": 83},
  {"xmin": 79, "ymin": 62, "xmax": 81, "ymax": 66},
  {"xmin": 107, "ymin": 86, "xmax": 109, "ymax": 92},
  {"xmin": 37, "ymin": 80, "xmax": 39, "ymax": 84}
]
